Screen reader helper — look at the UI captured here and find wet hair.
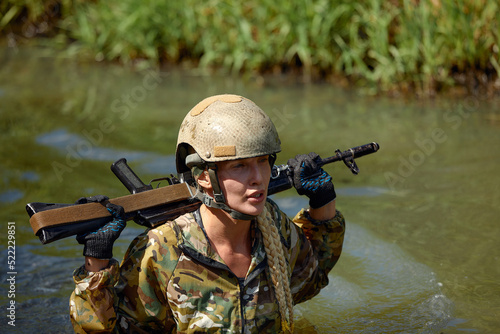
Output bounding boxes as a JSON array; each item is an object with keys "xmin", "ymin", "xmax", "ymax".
[{"xmin": 256, "ymin": 206, "xmax": 294, "ymax": 333}]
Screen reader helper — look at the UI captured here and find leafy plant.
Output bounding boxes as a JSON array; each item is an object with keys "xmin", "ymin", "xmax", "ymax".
[{"xmin": 1, "ymin": 0, "xmax": 498, "ymax": 95}]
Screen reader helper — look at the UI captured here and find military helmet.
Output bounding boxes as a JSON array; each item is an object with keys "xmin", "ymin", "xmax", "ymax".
[{"xmin": 176, "ymin": 94, "xmax": 281, "ymax": 174}]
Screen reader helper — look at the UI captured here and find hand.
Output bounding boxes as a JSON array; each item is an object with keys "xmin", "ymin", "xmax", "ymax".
[
  {"xmin": 75, "ymin": 196, "xmax": 126, "ymax": 260},
  {"xmin": 287, "ymin": 152, "xmax": 336, "ymax": 209}
]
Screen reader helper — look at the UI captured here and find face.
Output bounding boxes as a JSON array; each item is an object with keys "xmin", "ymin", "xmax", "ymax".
[{"xmin": 200, "ymin": 155, "xmax": 271, "ymax": 217}]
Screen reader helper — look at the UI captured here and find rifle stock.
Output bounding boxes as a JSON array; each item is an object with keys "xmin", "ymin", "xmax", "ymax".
[
  {"xmin": 27, "ymin": 142, "xmax": 379, "ymax": 244},
  {"xmin": 27, "ymin": 183, "xmax": 198, "ymax": 244}
]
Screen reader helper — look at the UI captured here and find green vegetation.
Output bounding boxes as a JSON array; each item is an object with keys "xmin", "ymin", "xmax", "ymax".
[{"xmin": 1, "ymin": 0, "xmax": 499, "ymax": 96}]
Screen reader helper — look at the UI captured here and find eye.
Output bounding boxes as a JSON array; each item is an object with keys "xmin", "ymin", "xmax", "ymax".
[
  {"xmin": 258, "ymin": 156, "xmax": 269, "ymax": 163},
  {"xmin": 231, "ymin": 162, "xmax": 245, "ymax": 169}
]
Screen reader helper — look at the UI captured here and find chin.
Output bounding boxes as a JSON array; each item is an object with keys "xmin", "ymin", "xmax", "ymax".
[
  {"xmin": 229, "ymin": 198, "xmax": 267, "ymax": 218},
  {"xmin": 247, "ymin": 203, "xmax": 266, "ymax": 216},
  {"xmin": 232, "ymin": 205, "xmax": 263, "ymax": 219}
]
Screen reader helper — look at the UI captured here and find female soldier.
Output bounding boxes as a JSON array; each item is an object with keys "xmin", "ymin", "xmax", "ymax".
[{"xmin": 70, "ymin": 94, "xmax": 345, "ymax": 333}]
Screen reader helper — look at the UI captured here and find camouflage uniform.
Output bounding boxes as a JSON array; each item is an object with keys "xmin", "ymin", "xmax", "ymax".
[{"xmin": 70, "ymin": 199, "xmax": 345, "ymax": 333}]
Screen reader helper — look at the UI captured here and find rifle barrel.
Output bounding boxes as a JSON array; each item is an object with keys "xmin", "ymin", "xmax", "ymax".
[{"xmin": 320, "ymin": 142, "xmax": 379, "ymax": 166}]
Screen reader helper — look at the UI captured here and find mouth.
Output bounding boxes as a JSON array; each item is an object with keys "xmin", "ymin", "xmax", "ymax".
[{"xmin": 248, "ymin": 191, "xmax": 266, "ymax": 201}]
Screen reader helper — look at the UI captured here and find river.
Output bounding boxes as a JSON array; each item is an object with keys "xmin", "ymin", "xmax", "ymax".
[{"xmin": 0, "ymin": 47, "xmax": 499, "ymax": 333}]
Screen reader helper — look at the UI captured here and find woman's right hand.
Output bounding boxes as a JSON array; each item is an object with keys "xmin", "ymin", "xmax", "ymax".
[{"xmin": 75, "ymin": 196, "xmax": 127, "ymax": 262}]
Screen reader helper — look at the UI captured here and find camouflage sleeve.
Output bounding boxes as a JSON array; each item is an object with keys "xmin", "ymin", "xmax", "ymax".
[
  {"xmin": 69, "ymin": 222, "xmax": 180, "ymax": 333},
  {"xmin": 288, "ymin": 208, "xmax": 346, "ymax": 304},
  {"xmin": 70, "ymin": 259, "xmax": 121, "ymax": 333},
  {"xmin": 113, "ymin": 226, "xmax": 178, "ymax": 333}
]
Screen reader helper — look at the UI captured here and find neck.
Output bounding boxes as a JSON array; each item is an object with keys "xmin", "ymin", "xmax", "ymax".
[
  {"xmin": 200, "ymin": 204, "xmax": 252, "ymax": 247},
  {"xmin": 200, "ymin": 204, "xmax": 253, "ymax": 278}
]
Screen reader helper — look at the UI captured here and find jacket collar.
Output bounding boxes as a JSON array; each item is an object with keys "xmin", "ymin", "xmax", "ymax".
[{"xmin": 173, "ymin": 209, "xmax": 268, "ymax": 278}]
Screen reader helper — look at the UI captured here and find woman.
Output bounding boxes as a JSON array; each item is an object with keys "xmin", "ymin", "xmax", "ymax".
[{"xmin": 70, "ymin": 94, "xmax": 345, "ymax": 333}]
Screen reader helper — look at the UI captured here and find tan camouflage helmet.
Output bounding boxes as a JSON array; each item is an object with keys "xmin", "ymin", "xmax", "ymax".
[{"xmin": 176, "ymin": 94, "xmax": 281, "ymax": 174}]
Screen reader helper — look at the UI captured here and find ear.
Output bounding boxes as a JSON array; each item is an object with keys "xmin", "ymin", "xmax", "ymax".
[{"xmin": 197, "ymin": 170, "xmax": 212, "ymax": 192}]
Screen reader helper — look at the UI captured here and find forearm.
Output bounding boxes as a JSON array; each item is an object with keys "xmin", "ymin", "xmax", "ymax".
[
  {"xmin": 71, "ymin": 259, "xmax": 120, "ymax": 332},
  {"xmin": 287, "ymin": 207, "xmax": 344, "ymax": 304},
  {"xmin": 85, "ymin": 257, "xmax": 110, "ymax": 272},
  {"xmin": 293, "ymin": 208, "xmax": 345, "ymax": 270},
  {"xmin": 308, "ymin": 199, "xmax": 336, "ymax": 220}
]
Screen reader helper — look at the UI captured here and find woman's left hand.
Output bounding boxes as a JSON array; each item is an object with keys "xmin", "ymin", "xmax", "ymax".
[{"xmin": 287, "ymin": 152, "xmax": 336, "ymax": 209}]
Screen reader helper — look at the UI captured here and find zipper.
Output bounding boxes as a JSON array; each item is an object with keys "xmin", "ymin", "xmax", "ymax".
[
  {"xmin": 179, "ymin": 244, "xmax": 247, "ymax": 333},
  {"xmin": 238, "ymin": 277, "xmax": 246, "ymax": 334}
]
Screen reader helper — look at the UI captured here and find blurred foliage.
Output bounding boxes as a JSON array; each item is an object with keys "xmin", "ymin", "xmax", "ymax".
[{"xmin": 1, "ymin": 0, "xmax": 499, "ymax": 96}]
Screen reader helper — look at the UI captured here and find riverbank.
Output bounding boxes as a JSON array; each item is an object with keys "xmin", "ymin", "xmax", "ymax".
[{"xmin": 1, "ymin": 0, "xmax": 499, "ymax": 97}]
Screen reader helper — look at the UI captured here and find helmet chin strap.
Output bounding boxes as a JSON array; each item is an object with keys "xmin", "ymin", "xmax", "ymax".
[{"xmin": 196, "ymin": 192, "xmax": 257, "ymax": 221}]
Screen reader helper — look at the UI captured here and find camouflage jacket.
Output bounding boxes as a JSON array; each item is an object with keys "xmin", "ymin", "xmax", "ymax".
[{"xmin": 70, "ymin": 200, "xmax": 345, "ymax": 333}]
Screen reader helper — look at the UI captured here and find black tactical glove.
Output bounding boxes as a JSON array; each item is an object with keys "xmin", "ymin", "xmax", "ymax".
[
  {"xmin": 75, "ymin": 196, "xmax": 126, "ymax": 259},
  {"xmin": 287, "ymin": 152, "xmax": 336, "ymax": 209}
]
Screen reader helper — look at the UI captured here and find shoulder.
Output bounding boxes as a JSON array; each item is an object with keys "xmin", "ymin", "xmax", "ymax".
[{"xmin": 121, "ymin": 213, "xmax": 196, "ymax": 272}]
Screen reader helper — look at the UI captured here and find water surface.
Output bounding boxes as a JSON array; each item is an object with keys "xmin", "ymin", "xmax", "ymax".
[{"xmin": 1, "ymin": 47, "xmax": 499, "ymax": 333}]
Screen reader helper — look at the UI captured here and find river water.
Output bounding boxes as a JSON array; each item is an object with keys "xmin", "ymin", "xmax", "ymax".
[{"xmin": 0, "ymin": 47, "xmax": 499, "ymax": 333}]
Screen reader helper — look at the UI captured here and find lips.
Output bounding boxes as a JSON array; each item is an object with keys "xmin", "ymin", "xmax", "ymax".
[{"xmin": 247, "ymin": 190, "xmax": 266, "ymax": 202}]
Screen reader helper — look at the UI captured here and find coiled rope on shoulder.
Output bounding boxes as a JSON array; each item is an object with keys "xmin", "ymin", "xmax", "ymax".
[{"xmin": 256, "ymin": 206, "xmax": 294, "ymax": 333}]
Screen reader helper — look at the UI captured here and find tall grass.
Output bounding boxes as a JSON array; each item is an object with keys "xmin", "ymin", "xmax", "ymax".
[{"xmin": 1, "ymin": 0, "xmax": 498, "ymax": 95}]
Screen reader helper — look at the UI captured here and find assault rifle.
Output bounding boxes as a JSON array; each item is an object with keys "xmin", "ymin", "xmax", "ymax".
[{"xmin": 26, "ymin": 142, "xmax": 379, "ymax": 244}]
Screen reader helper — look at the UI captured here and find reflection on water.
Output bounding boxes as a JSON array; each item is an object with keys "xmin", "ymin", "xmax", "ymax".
[
  {"xmin": 1, "ymin": 47, "xmax": 499, "ymax": 333},
  {"xmin": 0, "ymin": 190, "xmax": 24, "ymax": 204},
  {"xmin": 336, "ymin": 187, "xmax": 390, "ymax": 197},
  {"xmin": 36, "ymin": 128, "xmax": 177, "ymax": 175}
]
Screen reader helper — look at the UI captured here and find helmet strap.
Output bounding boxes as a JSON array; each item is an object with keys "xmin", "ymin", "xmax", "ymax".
[
  {"xmin": 196, "ymin": 192, "xmax": 256, "ymax": 221},
  {"xmin": 207, "ymin": 166, "xmax": 226, "ymax": 203},
  {"xmin": 269, "ymin": 153, "xmax": 277, "ymax": 167}
]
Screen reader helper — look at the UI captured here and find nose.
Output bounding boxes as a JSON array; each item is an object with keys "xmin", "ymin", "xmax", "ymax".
[{"xmin": 249, "ymin": 162, "xmax": 264, "ymax": 185}]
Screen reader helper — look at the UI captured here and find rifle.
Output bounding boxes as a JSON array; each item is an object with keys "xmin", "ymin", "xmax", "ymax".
[{"xmin": 26, "ymin": 142, "xmax": 379, "ymax": 244}]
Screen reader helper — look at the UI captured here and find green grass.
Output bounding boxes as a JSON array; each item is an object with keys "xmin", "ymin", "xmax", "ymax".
[{"xmin": 1, "ymin": 0, "xmax": 499, "ymax": 95}]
